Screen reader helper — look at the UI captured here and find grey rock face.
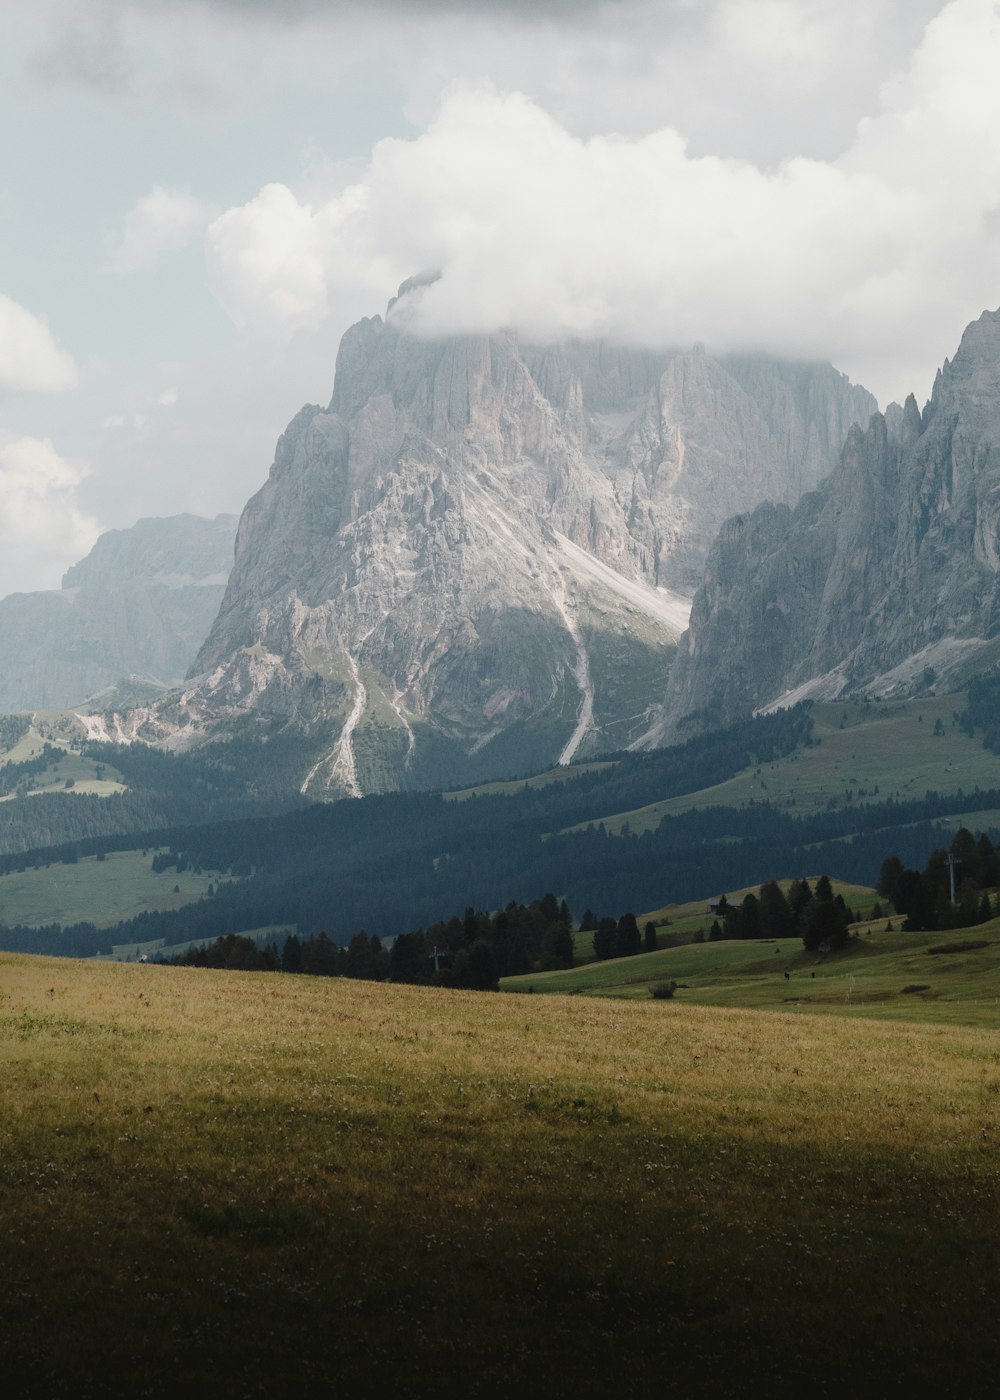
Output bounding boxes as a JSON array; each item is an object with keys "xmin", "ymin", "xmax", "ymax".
[
  {"xmin": 664, "ymin": 307, "xmax": 1000, "ymax": 730},
  {"xmin": 140, "ymin": 292, "xmax": 872, "ymax": 795},
  {"xmin": 0, "ymin": 514, "xmax": 237, "ymax": 712}
]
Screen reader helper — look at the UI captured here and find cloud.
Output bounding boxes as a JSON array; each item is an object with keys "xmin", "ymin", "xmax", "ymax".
[
  {"xmin": 198, "ymin": 0, "xmax": 1000, "ymax": 405},
  {"xmin": 113, "ymin": 185, "xmax": 217, "ymax": 272},
  {"xmin": 206, "ymin": 181, "xmax": 371, "ymax": 332},
  {"xmin": 27, "ymin": 2, "xmax": 134, "ymax": 92},
  {"xmin": 713, "ymin": 0, "xmax": 829, "ymax": 59},
  {"xmin": 153, "ymin": 0, "xmax": 611, "ymax": 18},
  {"xmin": 0, "ymin": 437, "xmax": 100, "ymax": 593},
  {"xmin": 0, "ymin": 294, "xmax": 78, "ymax": 394}
]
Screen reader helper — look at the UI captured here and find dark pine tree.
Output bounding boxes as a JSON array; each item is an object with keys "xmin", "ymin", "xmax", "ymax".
[
  {"xmin": 740, "ymin": 891, "xmax": 762, "ymax": 940},
  {"xmin": 758, "ymin": 881, "xmax": 794, "ymax": 939},
  {"xmin": 593, "ymin": 917, "xmax": 617, "ymax": 961},
  {"xmin": 614, "ymin": 913, "xmax": 642, "ymax": 958}
]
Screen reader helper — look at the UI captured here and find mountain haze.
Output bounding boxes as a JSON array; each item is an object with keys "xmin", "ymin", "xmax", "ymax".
[{"xmin": 0, "ymin": 514, "xmax": 237, "ymax": 713}]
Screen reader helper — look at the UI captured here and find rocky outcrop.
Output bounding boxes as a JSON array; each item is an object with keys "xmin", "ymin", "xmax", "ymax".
[
  {"xmin": 0, "ymin": 514, "xmax": 237, "ymax": 712},
  {"xmin": 123, "ymin": 287, "xmax": 873, "ymax": 795},
  {"xmin": 664, "ymin": 308, "xmax": 1000, "ymax": 730}
]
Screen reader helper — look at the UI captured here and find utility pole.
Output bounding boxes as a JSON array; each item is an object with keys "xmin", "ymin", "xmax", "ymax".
[{"xmin": 947, "ymin": 853, "xmax": 960, "ymax": 904}]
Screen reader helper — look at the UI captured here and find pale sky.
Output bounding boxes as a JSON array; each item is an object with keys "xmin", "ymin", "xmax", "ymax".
[{"xmin": 2, "ymin": 0, "xmax": 998, "ymax": 594}]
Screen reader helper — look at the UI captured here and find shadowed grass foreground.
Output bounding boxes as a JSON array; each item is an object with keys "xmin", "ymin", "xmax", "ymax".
[{"xmin": 1, "ymin": 953, "xmax": 998, "ymax": 1398}]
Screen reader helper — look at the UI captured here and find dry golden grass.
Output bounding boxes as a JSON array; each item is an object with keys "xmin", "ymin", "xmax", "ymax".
[{"xmin": 2, "ymin": 953, "xmax": 999, "ymax": 1398}]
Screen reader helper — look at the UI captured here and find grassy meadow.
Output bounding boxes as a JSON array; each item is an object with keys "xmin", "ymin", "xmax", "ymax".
[
  {"xmin": 0, "ymin": 718, "xmax": 126, "ymax": 799},
  {"xmin": 2, "ymin": 952, "xmax": 999, "ymax": 1398},
  {"xmin": 563, "ymin": 695, "xmax": 1000, "ymax": 833},
  {"xmin": 0, "ymin": 850, "xmax": 229, "ymax": 930},
  {"xmin": 507, "ymin": 921, "xmax": 1000, "ymax": 1027}
]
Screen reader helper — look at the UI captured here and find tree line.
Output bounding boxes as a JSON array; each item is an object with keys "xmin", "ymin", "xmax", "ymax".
[
  {"xmin": 163, "ymin": 893, "xmax": 580, "ymax": 991},
  {"xmin": 705, "ymin": 876, "xmax": 855, "ymax": 950},
  {"xmin": 878, "ymin": 827, "xmax": 999, "ymax": 931}
]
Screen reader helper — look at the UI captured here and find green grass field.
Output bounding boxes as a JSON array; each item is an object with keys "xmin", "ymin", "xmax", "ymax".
[
  {"xmin": 562, "ymin": 695, "xmax": 1000, "ymax": 834},
  {"xmin": 506, "ymin": 918, "xmax": 1000, "ymax": 1027},
  {"xmin": 1, "ymin": 953, "xmax": 998, "ymax": 1398},
  {"xmin": 0, "ymin": 850, "xmax": 230, "ymax": 929}
]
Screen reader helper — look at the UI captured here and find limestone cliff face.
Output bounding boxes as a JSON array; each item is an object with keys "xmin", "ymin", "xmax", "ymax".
[
  {"xmin": 664, "ymin": 308, "xmax": 1000, "ymax": 730},
  {"xmin": 0, "ymin": 514, "xmax": 236, "ymax": 712},
  {"xmin": 136, "ymin": 289, "xmax": 872, "ymax": 795}
]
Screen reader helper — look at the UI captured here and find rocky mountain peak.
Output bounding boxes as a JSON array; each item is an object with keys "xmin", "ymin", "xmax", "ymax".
[
  {"xmin": 120, "ymin": 301, "xmax": 876, "ymax": 797},
  {"xmin": 663, "ymin": 306, "xmax": 1000, "ymax": 731}
]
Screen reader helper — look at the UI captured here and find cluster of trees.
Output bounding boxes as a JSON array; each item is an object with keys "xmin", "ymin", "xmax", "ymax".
[
  {"xmin": 0, "ymin": 744, "xmax": 62, "ymax": 798},
  {"xmin": 709, "ymin": 877, "xmax": 854, "ymax": 951},
  {"xmin": 580, "ymin": 910, "xmax": 657, "ymax": 960},
  {"xmin": 879, "ymin": 827, "xmax": 998, "ymax": 931},
  {"xmin": 959, "ymin": 672, "xmax": 1000, "ymax": 752},
  {"xmin": 166, "ymin": 893, "xmax": 577, "ymax": 991}
]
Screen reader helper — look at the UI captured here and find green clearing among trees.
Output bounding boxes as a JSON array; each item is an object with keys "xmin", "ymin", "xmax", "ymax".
[{"xmin": 0, "ymin": 849, "xmax": 229, "ymax": 928}]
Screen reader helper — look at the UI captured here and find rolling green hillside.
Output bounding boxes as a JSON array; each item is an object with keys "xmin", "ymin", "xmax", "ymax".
[
  {"xmin": 505, "ymin": 919, "xmax": 1000, "ymax": 1028},
  {"xmin": 0, "ymin": 716, "xmax": 127, "ymax": 799},
  {"xmin": 560, "ymin": 694, "xmax": 1000, "ymax": 833}
]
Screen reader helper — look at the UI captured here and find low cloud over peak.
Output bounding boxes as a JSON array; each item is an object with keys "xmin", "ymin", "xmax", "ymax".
[{"xmin": 203, "ymin": 0, "xmax": 1000, "ymax": 406}]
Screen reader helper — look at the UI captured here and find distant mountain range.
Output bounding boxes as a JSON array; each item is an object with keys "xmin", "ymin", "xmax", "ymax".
[
  {"xmin": 96, "ymin": 282, "xmax": 872, "ymax": 794},
  {"xmin": 0, "ymin": 514, "xmax": 236, "ymax": 712},
  {"xmin": 665, "ymin": 308, "xmax": 1000, "ymax": 733}
]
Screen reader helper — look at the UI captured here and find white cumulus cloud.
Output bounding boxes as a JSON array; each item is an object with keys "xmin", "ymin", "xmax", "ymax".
[
  {"xmin": 0, "ymin": 293, "xmax": 78, "ymax": 394},
  {"xmin": 714, "ymin": 0, "xmax": 829, "ymax": 60},
  {"xmin": 0, "ymin": 437, "xmax": 100, "ymax": 593},
  {"xmin": 113, "ymin": 184, "xmax": 216, "ymax": 272},
  {"xmin": 205, "ymin": 181, "xmax": 373, "ymax": 333}
]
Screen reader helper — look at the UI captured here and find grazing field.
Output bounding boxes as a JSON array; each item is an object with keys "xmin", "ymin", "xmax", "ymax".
[
  {"xmin": 0, "ymin": 850, "xmax": 229, "ymax": 929},
  {"xmin": 506, "ymin": 921, "xmax": 1000, "ymax": 1028},
  {"xmin": 564, "ymin": 694, "xmax": 1000, "ymax": 833},
  {"xmin": 1, "ymin": 954, "xmax": 998, "ymax": 1398},
  {"xmin": 0, "ymin": 719, "xmax": 126, "ymax": 799}
]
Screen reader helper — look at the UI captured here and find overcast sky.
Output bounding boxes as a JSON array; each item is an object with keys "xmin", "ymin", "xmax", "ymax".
[{"xmin": 2, "ymin": 0, "xmax": 998, "ymax": 594}]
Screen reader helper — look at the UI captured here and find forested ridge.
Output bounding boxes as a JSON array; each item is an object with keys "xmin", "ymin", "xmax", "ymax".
[
  {"xmin": 2, "ymin": 699, "xmax": 997, "ymax": 959},
  {"xmin": 0, "ymin": 729, "xmax": 311, "ymax": 855}
]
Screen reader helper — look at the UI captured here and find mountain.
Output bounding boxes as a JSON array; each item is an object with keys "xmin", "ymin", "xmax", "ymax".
[
  {"xmin": 0, "ymin": 514, "xmax": 237, "ymax": 713},
  {"xmin": 664, "ymin": 307, "xmax": 1000, "ymax": 732},
  {"xmin": 117, "ymin": 285, "xmax": 874, "ymax": 795}
]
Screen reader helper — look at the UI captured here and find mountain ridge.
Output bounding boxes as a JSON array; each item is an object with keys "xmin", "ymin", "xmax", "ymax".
[
  {"xmin": 0, "ymin": 513, "xmax": 237, "ymax": 713},
  {"xmin": 664, "ymin": 307, "xmax": 1000, "ymax": 732}
]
